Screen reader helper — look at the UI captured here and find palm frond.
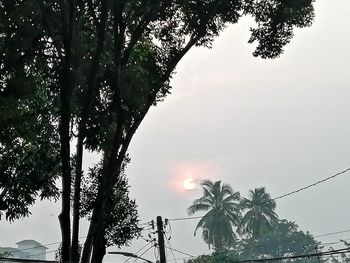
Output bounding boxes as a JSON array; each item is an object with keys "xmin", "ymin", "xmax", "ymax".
[
  {"xmin": 201, "ymin": 186, "xmax": 215, "ymax": 203},
  {"xmin": 222, "ymin": 192, "xmax": 240, "ymax": 204},
  {"xmin": 194, "ymin": 209, "xmax": 216, "ymax": 236},
  {"xmin": 221, "ymin": 183, "xmax": 234, "ymax": 195},
  {"xmin": 187, "ymin": 203, "xmax": 211, "ymax": 215},
  {"xmin": 201, "ymin": 179, "xmax": 214, "ymax": 189}
]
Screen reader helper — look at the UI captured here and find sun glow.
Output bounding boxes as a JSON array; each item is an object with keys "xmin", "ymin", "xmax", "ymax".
[{"xmin": 183, "ymin": 177, "xmax": 195, "ymax": 190}]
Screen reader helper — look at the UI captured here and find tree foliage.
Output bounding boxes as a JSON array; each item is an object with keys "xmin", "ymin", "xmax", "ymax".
[
  {"xmin": 0, "ymin": 0, "xmax": 316, "ymax": 262},
  {"xmin": 188, "ymin": 182, "xmax": 322, "ymax": 263},
  {"xmin": 0, "ymin": 0, "xmax": 61, "ymax": 221},
  {"xmin": 0, "ymin": 81, "xmax": 59, "ymax": 221},
  {"xmin": 80, "ymin": 163, "xmax": 141, "ymax": 249},
  {"xmin": 238, "ymin": 219, "xmax": 322, "ymax": 262},
  {"xmin": 188, "ymin": 180, "xmax": 241, "ymax": 251},
  {"xmin": 329, "ymin": 240, "xmax": 350, "ymax": 263},
  {"xmin": 239, "ymin": 187, "xmax": 278, "ymax": 238},
  {"xmin": 186, "ymin": 250, "xmax": 239, "ymax": 263},
  {"xmin": 187, "ymin": 220, "xmax": 322, "ymax": 263}
]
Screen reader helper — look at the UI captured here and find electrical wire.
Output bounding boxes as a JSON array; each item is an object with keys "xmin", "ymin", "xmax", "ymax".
[
  {"xmin": 163, "ymin": 246, "xmax": 195, "ymax": 258},
  {"xmin": 139, "ymin": 221, "xmax": 153, "ymax": 226},
  {"xmin": 122, "ymin": 240, "xmax": 153, "ymax": 263},
  {"xmin": 316, "ymin": 237, "xmax": 350, "ymax": 247},
  {"xmin": 168, "ymin": 167, "xmax": 350, "ymax": 222},
  {"xmin": 5, "ymin": 166, "xmax": 349, "ymax": 262},
  {"xmin": 273, "ymin": 167, "xmax": 350, "ymax": 201},
  {"xmin": 12, "ymin": 235, "xmax": 87, "ymax": 254},
  {"xmin": 315, "ymin": 229, "xmax": 350, "ymax": 238},
  {"xmin": 153, "ymin": 241, "xmax": 159, "ymax": 262},
  {"xmin": 164, "ymin": 224, "xmax": 350, "ymax": 262},
  {"xmin": 169, "ymin": 246, "xmax": 350, "ymax": 263},
  {"xmin": 182, "ymin": 233, "xmax": 350, "ymax": 260},
  {"xmin": 164, "ymin": 232, "xmax": 177, "ymax": 263},
  {"xmin": 130, "ymin": 244, "xmax": 154, "ymax": 263},
  {"xmin": 234, "ymin": 247, "xmax": 350, "ymax": 262}
]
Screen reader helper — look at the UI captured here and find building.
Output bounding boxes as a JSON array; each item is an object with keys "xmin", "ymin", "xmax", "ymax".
[{"xmin": 0, "ymin": 240, "xmax": 48, "ymax": 260}]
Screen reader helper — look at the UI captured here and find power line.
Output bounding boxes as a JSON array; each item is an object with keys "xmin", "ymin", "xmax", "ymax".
[
  {"xmin": 234, "ymin": 247, "xmax": 350, "ymax": 262},
  {"xmin": 164, "ymin": 232, "xmax": 177, "ymax": 263},
  {"xmin": 21, "ymin": 250, "xmax": 58, "ymax": 258},
  {"xmin": 168, "ymin": 167, "xmax": 350, "ymax": 222},
  {"xmin": 122, "ymin": 240, "xmax": 153, "ymax": 263},
  {"xmin": 14, "ymin": 236, "xmax": 87, "ymax": 254},
  {"xmin": 170, "ymin": 232, "xmax": 350, "ymax": 260},
  {"xmin": 164, "ymin": 217, "xmax": 350, "ymax": 261},
  {"xmin": 167, "ymin": 215, "xmax": 202, "ymax": 222},
  {"xmin": 169, "ymin": 247, "xmax": 350, "ymax": 263},
  {"xmin": 315, "ymin": 229, "xmax": 350, "ymax": 238},
  {"xmin": 273, "ymin": 167, "xmax": 350, "ymax": 201},
  {"xmin": 130, "ymin": 244, "xmax": 154, "ymax": 263},
  {"xmin": 163, "ymin": 246, "xmax": 194, "ymax": 258},
  {"xmin": 321, "ymin": 238, "xmax": 350, "ymax": 247}
]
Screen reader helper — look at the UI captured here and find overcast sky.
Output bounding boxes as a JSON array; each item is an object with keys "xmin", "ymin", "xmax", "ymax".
[{"xmin": 1, "ymin": 1, "xmax": 350, "ymax": 262}]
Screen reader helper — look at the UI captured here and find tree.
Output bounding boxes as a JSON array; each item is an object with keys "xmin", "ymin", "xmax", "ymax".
[
  {"xmin": 79, "ymin": 163, "xmax": 141, "ymax": 263},
  {"xmin": 238, "ymin": 219, "xmax": 323, "ymax": 262},
  {"xmin": 186, "ymin": 250, "xmax": 239, "ymax": 263},
  {"xmin": 189, "ymin": 220, "xmax": 323, "ymax": 263},
  {"xmin": 188, "ymin": 180, "xmax": 241, "ymax": 251},
  {"xmin": 239, "ymin": 187, "xmax": 278, "ymax": 238},
  {"xmin": 329, "ymin": 240, "xmax": 350, "ymax": 263},
  {"xmin": 0, "ymin": 80, "xmax": 60, "ymax": 221},
  {"xmin": 0, "ymin": 0, "xmax": 60, "ymax": 221},
  {"xmin": 0, "ymin": 1, "xmax": 316, "ymax": 262}
]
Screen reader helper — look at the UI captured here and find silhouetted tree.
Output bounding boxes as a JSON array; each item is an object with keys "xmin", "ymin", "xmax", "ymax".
[
  {"xmin": 188, "ymin": 180, "xmax": 241, "ymax": 251},
  {"xmin": 239, "ymin": 187, "xmax": 278, "ymax": 238},
  {"xmin": 0, "ymin": 1, "xmax": 316, "ymax": 262},
  {"xmin": 80, "ymin": 163, "xmax": 141, "ymax": 262},
  {"xmin": 239, "ymin": 219, "xmax": 323, "ymax": 262},
  {"xmin": 186, "ymin": 250, "xmax": 239, "ymax": 263}
]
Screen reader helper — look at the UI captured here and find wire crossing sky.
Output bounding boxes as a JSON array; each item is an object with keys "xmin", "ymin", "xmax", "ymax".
[
  {"xmin": 1, "ymin": 1, "xmax": 350, "ymax": 263},
  {"xmin": 167, "ymin": 166, "xmax": 350, "ymax": 222}
]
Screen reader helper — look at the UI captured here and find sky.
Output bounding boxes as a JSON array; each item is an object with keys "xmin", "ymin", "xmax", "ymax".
[{"xmin": 1, "ymin": 0, "xmax": 350, "ymax": 262}]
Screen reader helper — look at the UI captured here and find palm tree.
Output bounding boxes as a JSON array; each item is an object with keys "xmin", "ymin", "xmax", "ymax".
[
  {"xmin": 239, "ymin": 187, "xmax": 279, "ymax": 238},
  {"xmin": 187, "ymin": 180, "xmax": 241, "ymax": 251}
]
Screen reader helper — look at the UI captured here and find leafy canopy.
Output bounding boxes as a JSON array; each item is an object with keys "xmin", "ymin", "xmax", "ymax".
[
  {"xmin": 1, "ymin": 0, "xmax": 316, "ymax": 261},
  {"xmin": 80, "ymin": 162, "xmax": 141, "ymax": 248},
  {"xmin": 0, "ymin": 0, "xmax": 315, "ymax": 223}
]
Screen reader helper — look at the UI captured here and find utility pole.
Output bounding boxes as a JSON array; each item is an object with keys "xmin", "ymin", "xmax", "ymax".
[{"xmin": 156, "ymin": 216, "xmax": 166, "ymax": 263}]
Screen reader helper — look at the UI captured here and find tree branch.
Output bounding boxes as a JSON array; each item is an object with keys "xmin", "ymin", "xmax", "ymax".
[
  {"xmin": 74, "ymin": 1, "xmax": 108, "ymax": 261},
  {"xmin": 35, "ymin": 0, "xmax": 63, "ymax": 58},
  {"xmin": 121, "ymin": 0, "xmax": 171, "ymax": 66}
]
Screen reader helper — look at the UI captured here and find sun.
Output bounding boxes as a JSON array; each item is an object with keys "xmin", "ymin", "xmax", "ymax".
[{"xmin": 183, "ymin": 177, "xmax": 195, "ymax": 190}]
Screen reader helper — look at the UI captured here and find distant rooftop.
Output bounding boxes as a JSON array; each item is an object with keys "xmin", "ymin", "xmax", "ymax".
[{"xmin": 16, "ymin": 240, "xmax": 48, "ymax": 249}]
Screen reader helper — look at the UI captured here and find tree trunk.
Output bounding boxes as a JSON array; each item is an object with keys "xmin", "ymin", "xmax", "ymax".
[
  {"xmin": 71, "ymin": 135, "xmax": 83, "ymax": 263},
  {"xmin": 80, "ymin": 186, "xmax": 111, "ymax": 263},
  {"xmin": 58, "ymin": 62, "xmax": 73, "ymax": 263},
  {"xmin": 59, "ymin": 1, "xmax": 75, "ymax": 261},
  {"xmin": 91, "ymin": 225, "xmax": 107, "ymax": 263},
  {"xmin": 81, "ymin": 147, "xmax": 123, "ymax": 263},
  {"xmin": 71, "ymin": 4, "xmax": 107, "ymax": 260}
]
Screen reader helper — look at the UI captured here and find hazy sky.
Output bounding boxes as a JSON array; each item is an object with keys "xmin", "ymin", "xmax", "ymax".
[{"xmin": 1, "ymin": 1, "xmax": 350, "ymax": 262}]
